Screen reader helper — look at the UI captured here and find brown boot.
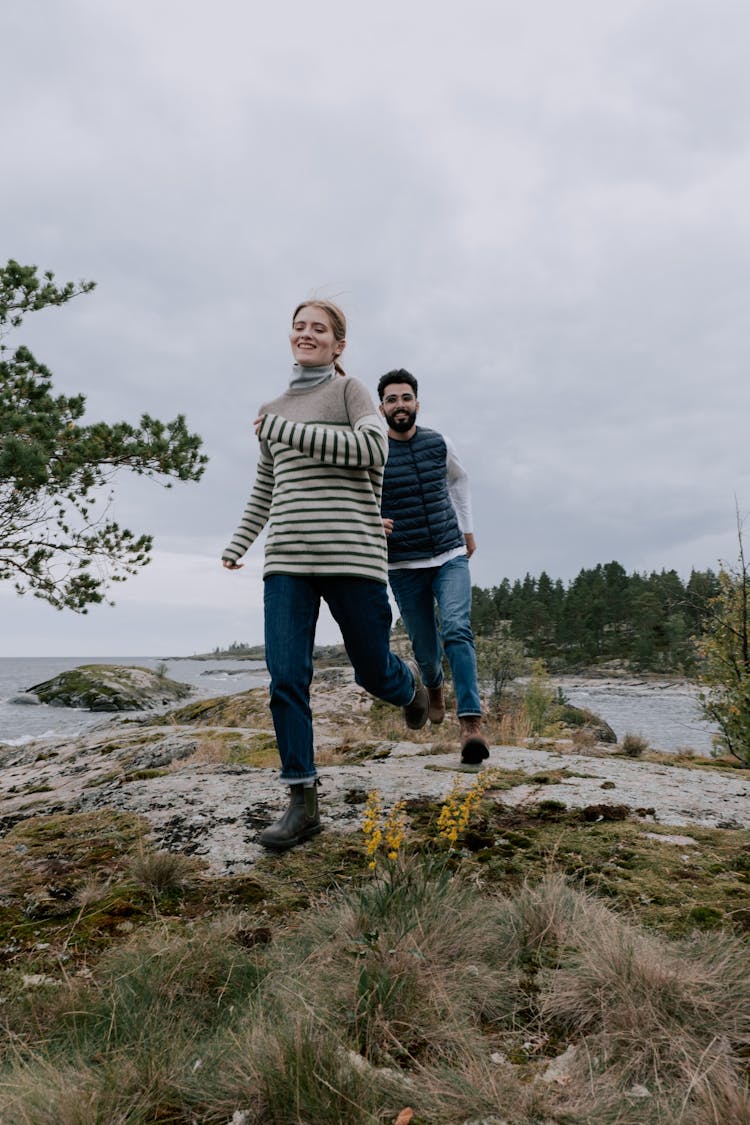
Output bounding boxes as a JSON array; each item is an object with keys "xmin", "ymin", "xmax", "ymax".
[
  {"xmin": 459, "ymin": 715, "xmax": 489, "ymax": 765},
  {"xmin": 428, "ymin": 683, "xmax": 446, "ymax": 724},
  {"xmin": 258, "ymin": 784, "xmax": 321, "ymax": 851}
]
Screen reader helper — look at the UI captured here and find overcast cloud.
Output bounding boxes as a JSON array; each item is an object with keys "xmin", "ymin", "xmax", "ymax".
[{"xmin": 2, "ymin": 0, "xmax": 749, "ymax": 656}]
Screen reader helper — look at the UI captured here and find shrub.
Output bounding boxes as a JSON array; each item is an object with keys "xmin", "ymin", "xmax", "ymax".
[
  {"xmin": 523, "ymin": 660, "xmax": 557, "ymax": 736},
  {"xmin": 695, "ymin": 524, "xmax": 750, "ymax": 764},
  {"xmin": 621, "ymin": 731, "xmax": 649, "ymax": 757},
  {"xmin": 474, "ymin": 626, "xmax": 527, "ymax": 703}
]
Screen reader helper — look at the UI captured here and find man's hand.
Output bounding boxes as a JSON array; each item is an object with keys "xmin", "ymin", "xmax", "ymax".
[
  {"xmin": 465, "ymin": 533, "xmax": 476, "ymax": 559},
  {"xmin": 383, "ymin": 518, "xmax": 394, "ymax": 537}
]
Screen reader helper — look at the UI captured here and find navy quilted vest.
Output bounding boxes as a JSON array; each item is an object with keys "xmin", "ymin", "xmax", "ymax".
[{"xmin": 381, "ymin": 428, "xmax": 464, "ymax": 562}]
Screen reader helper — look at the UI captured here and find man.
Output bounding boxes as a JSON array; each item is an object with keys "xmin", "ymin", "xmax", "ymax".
[{"xmin": 377, "ymin": 368, "xmax": 489, "ymax": 765}]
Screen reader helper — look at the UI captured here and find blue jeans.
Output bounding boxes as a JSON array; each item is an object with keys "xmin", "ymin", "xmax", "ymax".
[
  {"xmin": 388, "ymin": 555, "xmax": 481, "ymax": 718},
  {"xmin": 264, "ymin": 574, "xmax": 416, "ymax": 784}
]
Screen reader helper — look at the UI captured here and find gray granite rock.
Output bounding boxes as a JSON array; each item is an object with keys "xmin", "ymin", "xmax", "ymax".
[{"xmin": 27, "ymin": 664, "xmax": 192, "ymax": 712}]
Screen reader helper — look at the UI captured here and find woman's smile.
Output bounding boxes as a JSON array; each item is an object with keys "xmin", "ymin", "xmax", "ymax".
[{"xmin": 290, "ymin": 306, "xmax": 344, "ymax": 367}]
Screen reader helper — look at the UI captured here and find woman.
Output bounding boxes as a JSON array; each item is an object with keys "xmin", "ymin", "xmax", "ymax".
[{"xmin": 222, "ymin": 300, "xmax": 428, "ymax": 851}]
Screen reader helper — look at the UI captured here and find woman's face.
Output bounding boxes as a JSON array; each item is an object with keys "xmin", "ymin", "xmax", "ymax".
[{"xmin": 290, "ymin": 305, "xmax": 345, "ymax": 367}]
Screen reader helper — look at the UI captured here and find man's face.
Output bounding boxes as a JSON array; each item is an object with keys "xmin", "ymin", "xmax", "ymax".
[{"xmin": 380, "ymin": 383, "xmax": 419, "ymax": 434}]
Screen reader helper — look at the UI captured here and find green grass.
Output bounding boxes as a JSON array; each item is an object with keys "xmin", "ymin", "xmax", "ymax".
[
  {"xmin": 1, "ymin": 783, "xmax": 749, "ymax": 1122},
  {"xmin": 2, "ymin": 852, "xmax": 748, "ymax": 1123}
]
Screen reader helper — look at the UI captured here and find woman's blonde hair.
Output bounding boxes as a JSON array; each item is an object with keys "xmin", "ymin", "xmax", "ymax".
[{"xmin": 292, "ymin": 299, "xmax": 347, "ymax": 376}]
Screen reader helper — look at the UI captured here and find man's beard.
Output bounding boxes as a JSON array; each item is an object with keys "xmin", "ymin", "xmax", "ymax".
[{"xmin": 385, "ymin": 409, "xmax": 417, "ymax": 433}]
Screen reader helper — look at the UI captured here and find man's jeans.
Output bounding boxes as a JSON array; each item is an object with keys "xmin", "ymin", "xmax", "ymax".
[
  {"xmin": 264, "ymin": 574, "xmax": 415, "ymax": 784},
  {"xmin": 388, "ymin": 555, "xmax": 481, "ymax": 718}
]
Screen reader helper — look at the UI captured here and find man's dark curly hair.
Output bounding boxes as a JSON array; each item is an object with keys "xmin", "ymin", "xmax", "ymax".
[{"xmin": 377, "ymin": 368, "xmax": 418, "ymax": 401}]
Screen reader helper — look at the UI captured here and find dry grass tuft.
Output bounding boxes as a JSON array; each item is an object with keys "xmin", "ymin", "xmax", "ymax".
[
  {"xmin": 621, "ymin": 731, "xmax": 650, "ymax": 757},
  {"xmin": 72, "ymin": 874, "xmax": 113, "ymax": 910},
  {"xmin": 496, "ymin": 707, "xmax": 532, "ymax": 745},
  {"xmin": 571, "ymin": 726, "xmax": 598, "ymax": 750},
  {"xmin": 127, "ymin": 846, "xmax": 204, "ymax": 894},
  {"xmin": 187, "ymin": 729, "xmax": 279, "ymax": 767},
  {"xmin": 541, "ymin": 896, "xmax": 750, "ymax": 1119}
]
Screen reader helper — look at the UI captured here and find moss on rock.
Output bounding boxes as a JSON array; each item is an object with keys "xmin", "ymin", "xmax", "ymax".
[
  {"xmin": 27, "ymin": 665, "xmax": 192, "ymax": 712},
  {"xmin": 153, "ymin": 688, "xmax": 269, "ymax": 727}
]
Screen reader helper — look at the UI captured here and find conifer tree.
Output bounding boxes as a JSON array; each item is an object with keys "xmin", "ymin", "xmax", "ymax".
[{"xmin": 0, "ymin": 260, "xmax": 208, "ymax": 611}]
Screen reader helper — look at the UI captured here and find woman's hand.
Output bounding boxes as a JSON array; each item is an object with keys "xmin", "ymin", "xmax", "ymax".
[
  {"xmin": 253, "ymin": 415, "xmax": 264, "ymax": 437},
  {"xmin": 222, "ymin": 558, "xmax": 244, "ymax": 570},
  {"xmin": 383, "ymin": 518, "xmax": 394, "ymax": 537}
]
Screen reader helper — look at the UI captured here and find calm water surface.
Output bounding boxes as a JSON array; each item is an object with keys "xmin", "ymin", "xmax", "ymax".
[
  {"xmin": 556, "ymin": 677, "xmax": 717, "ymax": 755},
  {"xmin": 0, "ymin": 658, "xmax": 718, "ymax": 755},
  {"xmin": 0, "ymin": 657, "xmax": 268, "ymax": 745}
]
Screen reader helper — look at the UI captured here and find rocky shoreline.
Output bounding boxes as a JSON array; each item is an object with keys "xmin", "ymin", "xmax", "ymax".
[
  {"xmin": 25, "ymin": 663, "xmax": 192, "ymax": 711},
  {"xmin": 1, "ymin": 669, "xmax": 747, "ymax": 875}
]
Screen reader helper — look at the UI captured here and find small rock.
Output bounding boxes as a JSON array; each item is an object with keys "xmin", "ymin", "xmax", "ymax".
[
  {"xmin": 542, "ymin": 1043, "xmax": 577, "ymax": 1085},
  {"xmin": 643, "ymin": 832, "xmax": 697, "ymax": 846},
  {"xmin": 628, "ymin": 1084, "xmax": 651, "ymax": 1099},
  {"xmin": 22, "ymin": 974, "xmax": 60, "ymax": 988},
  {"xmin": 315, "ymin": 667, "xmax": 349, "ymax": 684},
  {"xmin": 342, "ymin": 1049, "xmax": 370, "ymax": 1074},
  {"xmin": 461, "ymin": 1118, "xmax": 508, "ymax": 1125}
]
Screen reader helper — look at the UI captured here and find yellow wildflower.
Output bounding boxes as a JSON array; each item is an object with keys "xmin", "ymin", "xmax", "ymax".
[
  {"xmin": 362, "ymin": 790, "xmax": 383, "ymax": 870},
  {"xmin": 383, "ymin": 799, "xmax": 407, "ymax": 861},
  {"xmin": 362, "ymin": 791, "xmax": 408, "ymax": 869},
  {"xmin": 437, "ymin": 773, "xmax": 490, "ymax": 849}
]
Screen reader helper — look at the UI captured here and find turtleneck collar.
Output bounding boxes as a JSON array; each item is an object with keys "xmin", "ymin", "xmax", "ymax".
[{"xmin": 289, "ymin": 362, "xmax": 336, "ymax": 391}]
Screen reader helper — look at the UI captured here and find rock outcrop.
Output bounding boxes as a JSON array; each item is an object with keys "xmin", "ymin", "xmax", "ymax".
[
  {"xmin": 557, "ymin": 702, "xmax": 617, "ymax": 743},
  {"xmin": 26, "ymin": 664, "xmax": 192, "ymax": 712},
  {"xmin": 2, "ymin": 672, "xmax": 749, "ymax": 875}
]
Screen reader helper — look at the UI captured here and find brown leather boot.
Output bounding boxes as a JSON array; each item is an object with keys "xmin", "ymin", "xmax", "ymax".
[
  {"xmin": 459, "ymin": 715, "xmax": 489, "ymax": 765},
  {"xmin": 428, "ymin": 683, "xmax": 446, "ymax": 724},
  {"xmin": 258, "ymin": 784, "xmax": 321, "ymax": 851}
]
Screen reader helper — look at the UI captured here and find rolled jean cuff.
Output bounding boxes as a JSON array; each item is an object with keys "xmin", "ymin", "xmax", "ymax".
[{"xmin": 279, "ymin": 770, "xmax": 318, "ymax": 786}]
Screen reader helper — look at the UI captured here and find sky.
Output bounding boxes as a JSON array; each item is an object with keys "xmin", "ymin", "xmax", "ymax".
[{"xmin": 2, "ymin": 0, "xmax": 750, "ymax": 656}]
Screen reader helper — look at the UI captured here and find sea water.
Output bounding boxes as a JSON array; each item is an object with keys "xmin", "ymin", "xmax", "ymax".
[
  {"xmin": 556, "ymin": 677, "xmax": 718, "ymax": 755},
  {"xmin": 0, "ymin": 656, "xmax": 268, "ymax": 746},
  {"xmin": 0, "ymin": 657, "xmax": 719, "ymax": 756}
]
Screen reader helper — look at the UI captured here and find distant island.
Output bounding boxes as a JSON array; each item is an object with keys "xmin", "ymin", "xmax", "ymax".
[
  {"xmin": 168, "ymin": 643, "xmax": 349, "ymax": 665},
  {"xmin": 168, "ymin": 643, "xmax": 267, "ymax": 661}
]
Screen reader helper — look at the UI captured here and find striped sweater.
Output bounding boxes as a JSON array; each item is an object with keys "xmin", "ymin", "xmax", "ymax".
[{"xmin": 222, "ymin": 375, "xmax": 389, "ymax": 583}]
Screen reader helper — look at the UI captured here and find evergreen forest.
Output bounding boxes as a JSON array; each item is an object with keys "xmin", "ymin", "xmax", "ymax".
[{"xmin": 470, "ymin": 561, "xmax": 720, "ymax": 673}]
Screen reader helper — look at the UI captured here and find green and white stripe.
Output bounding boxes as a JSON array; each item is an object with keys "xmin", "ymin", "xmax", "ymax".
[{"xmin": 222, "ymin": 376, "xmax": 389, "ymax": 583}]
